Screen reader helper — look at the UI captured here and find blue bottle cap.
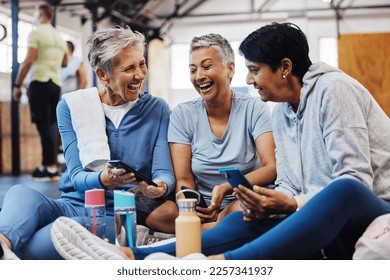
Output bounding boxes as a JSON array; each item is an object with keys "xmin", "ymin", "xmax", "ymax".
[{"xmin": 114, "ymin": 189, "xmax": 135, "ymax": 209}]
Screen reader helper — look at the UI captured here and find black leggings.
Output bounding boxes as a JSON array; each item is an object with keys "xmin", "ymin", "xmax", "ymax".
[{"xmin": 28, "ymin": 80, "xmax": 60, "ymax": 166}]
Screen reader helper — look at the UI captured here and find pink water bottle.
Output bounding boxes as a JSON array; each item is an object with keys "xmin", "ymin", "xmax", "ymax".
[{"xmin": 85, "ymin": 189, "xmax": 106, "ymax": 239}]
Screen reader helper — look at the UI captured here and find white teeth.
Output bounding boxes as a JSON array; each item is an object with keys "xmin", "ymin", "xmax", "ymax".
[
  {"xmin": 127, "ymin": 84, "xmax": 140, "ymax": 90},
  {"xmin": 199, "ymin": 83, "xmax": 211, "ymax": 88},
  {"xmin": 200, "ymin": 85, "xmax": 213, "ymax": 93},
  {"xmin": 198, "ymin": 82, "xmax": 213, "ymax": 93}
]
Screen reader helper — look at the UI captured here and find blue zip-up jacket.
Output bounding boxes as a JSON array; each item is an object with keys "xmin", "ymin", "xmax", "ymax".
[{"xmin": 56, "ymin": 91, "xmax": 175, "ymax": 213}]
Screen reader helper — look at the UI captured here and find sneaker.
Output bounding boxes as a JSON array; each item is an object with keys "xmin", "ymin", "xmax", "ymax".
[
  {"xmin": 0, "ymin": 239, "xmax": 20, "ymax": 260},
  {"xmin": 31, "ymin": 167, "xmax": 60, "ymax": 182},
  {"xmin": 51, "ymin": 216, "xmax": 128, "ymax": 260},
  {"xmin": 136, "ymin": 225, "xmax": 175, "ymax": 246}
]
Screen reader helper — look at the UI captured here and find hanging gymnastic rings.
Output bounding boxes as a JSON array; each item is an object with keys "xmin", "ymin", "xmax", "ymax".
[{"xmin": 0, "ymin": 24, "xmax": 7, "ymax": 42}]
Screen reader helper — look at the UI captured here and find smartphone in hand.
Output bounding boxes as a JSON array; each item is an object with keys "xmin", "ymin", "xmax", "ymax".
[
  {"xmin": 219, "ymin": 167, "xmax": 254, "ymax": 190},
  {"xmin": 108, "ymin": 160, "xmax": 158, "ymax": 186},
  {"xmin": 180, "ymin": 186, "xmax": 208, "ymax": 208}
]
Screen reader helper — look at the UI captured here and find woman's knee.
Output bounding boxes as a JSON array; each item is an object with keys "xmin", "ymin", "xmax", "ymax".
[
  {"xmin": 4, "ymin": 185, "xmax": 43, "ymax": 204},
  {"xmin": 326, "ymin": 178, "xmax": 368, "ymax": 198},
  {"xmin": 146, "ymin": 200, "xmax": 178, "ymax": 233},
  {"xmin": 316, "ymin": 178, "xmax": 377, "ymax": 215},
  {"xmin": 6, "ymin": 184, "xmax": 26, "ymax": 196},
  {"xmin": 219, "ymin": 211, "xmax": 245, "ymax": 225}
]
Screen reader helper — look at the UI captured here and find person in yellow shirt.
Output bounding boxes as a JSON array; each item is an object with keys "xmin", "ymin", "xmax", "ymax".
[{"xmin": 13, "ymin": 4, "xmax": 67, "ymax": 181}]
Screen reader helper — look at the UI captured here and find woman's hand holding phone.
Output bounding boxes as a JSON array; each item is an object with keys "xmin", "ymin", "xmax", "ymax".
[
  {"xmin": 108, "ymin": 160, "xmax": 158, "ymax": 186},
  {"xmin": 234, "ymin": 185, "xmax": 296, "ymax": 221},
  {"xmin": 101, "ymin": 160, "xmax": 160, "ymax": 191},
  {"xmin": 195, "ymin": 184, "xmax": 229, "ymax": 223},
  {"xmin": 100, "ymin": 163, "xmax": 137, "ymax": 189},
  {"xmin": 196, "ymin": 203, "xmax": 219, "ymax": 223},
  {"xmin": 139, "ymin": 179, "xmax": 168, "ymax": 198}
]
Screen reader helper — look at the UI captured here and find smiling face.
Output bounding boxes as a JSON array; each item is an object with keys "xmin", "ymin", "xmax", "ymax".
[
  {"xmin": 244, "ymin": 60, "xmax": 287, "ymax": 102},
  {"xmin": 189, "ymin": 47, "xmax": 234, "ymax": 103},
  {"xmin": 245, "ymin": 59, "xmax": 302, "ymax": 110},
  {"xmin": 97, "ymin": 44, "xmax": 147, "ymax": 105}
]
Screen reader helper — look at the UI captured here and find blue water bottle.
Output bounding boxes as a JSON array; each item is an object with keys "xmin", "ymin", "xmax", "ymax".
[{"xmin": 114, "ymin": 190, "xmax": 137, "ymax": 247}]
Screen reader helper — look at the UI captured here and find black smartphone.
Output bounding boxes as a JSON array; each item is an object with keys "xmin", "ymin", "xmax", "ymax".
[
  {"xmin": 108, "ymin": 160, "xmax": 158, "ymax": 186},
  {"xmin": 180, "ymin": 186, "xmax": 208, "ymax": 208},
  {"xmin": 219, "ymin": 167, "xmax": 254, "ymax": 190}
]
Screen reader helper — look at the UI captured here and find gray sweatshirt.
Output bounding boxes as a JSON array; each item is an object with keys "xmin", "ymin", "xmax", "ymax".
[{"xmin": 273, "ymin": 62, "xmax": 390, "ymax": 206}]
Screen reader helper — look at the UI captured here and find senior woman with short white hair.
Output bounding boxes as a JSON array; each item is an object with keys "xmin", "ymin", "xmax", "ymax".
[{"xmin": 0, "ymin": 26, "xmax": 177, "ymax": 260}]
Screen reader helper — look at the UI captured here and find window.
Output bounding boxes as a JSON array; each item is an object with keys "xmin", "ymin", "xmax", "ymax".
[
  {"xmin": 0, "ymin": 10, "xmax": 84, "ymax": 103},
  {"xmin": 0, "ymin": 13, "xmax": 33, "ymax": 73},
  {"xmin": 230, "ymin": 41, "xmax": 248, "ymax": 90},
  {"xmin": 0, "ymin": 12, "xmax": 81, "ymax": 74},
  {"xmin": 170, "ymin": 43, "xmax": 192, "ymax": 89},
  {"xmin": 319, "ymin": 37, "xmax": 338, "ymax": 68}
]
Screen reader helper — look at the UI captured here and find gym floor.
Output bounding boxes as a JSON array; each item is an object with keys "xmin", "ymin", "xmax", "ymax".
[{"xmin": 0, "ymin": 174, "xmax": 61, "ymax": 209}]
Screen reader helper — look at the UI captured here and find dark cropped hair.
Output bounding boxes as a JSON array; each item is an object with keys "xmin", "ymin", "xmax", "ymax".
[
  {"xmin": 66, "ymin": 41, "xmax": 75, "ymax": 53},
  {"xmin": 39, "ymin": 4, "xmax": 53, "ymax": 20},
  {"xmin": 239, "ymin": 22, "xmax": 312, "ymax": 82}
]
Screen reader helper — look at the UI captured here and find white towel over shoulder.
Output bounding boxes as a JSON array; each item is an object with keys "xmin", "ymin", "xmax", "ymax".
[{"xmin": 62, "ymin": 88, "xmax": 110, "ymax": 171}]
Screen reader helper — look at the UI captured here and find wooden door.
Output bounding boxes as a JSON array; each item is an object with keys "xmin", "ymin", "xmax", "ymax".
[{"xmin": 338, "ymin": 33, "xmax": 390, "ymax": 117}]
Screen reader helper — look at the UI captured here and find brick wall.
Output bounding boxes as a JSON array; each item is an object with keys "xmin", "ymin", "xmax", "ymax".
[{"xmin": 0, "ymin": 102, "xmax": 41, "ymax": 174}]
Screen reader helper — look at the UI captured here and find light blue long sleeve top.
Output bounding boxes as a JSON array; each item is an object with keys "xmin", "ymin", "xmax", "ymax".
[{"xmin": 56, "ymin": 91, "xmax": 175, "ymax": 213}]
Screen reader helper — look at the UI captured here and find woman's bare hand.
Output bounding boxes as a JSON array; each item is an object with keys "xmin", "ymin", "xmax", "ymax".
[
  {"xmin": 100, "ymin": 163, "xmax": 137, "ymax": 189},
  {"xmin": 235, "ymin": 185, "xmax": 297, "ymax": 221}
]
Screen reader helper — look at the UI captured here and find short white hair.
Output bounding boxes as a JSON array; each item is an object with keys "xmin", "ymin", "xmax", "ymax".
[
  {"xmin": 190, "ymin": 33, "xmax": 235, "ymax": 67},
  {"xmin": 87, "ymin": 25, "xmax": 146, "ymax": 73}
]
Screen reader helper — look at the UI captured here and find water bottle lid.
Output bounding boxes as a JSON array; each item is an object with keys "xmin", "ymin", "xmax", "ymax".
[
  {"xmin": 85, "ymin": 189, "xmax": 105, "ymax": 207},
  {"xmin": 114, "ymin": 190, "xmax": 135, "ymax": 208},
  {"xmin": 177, "ymin": 198, "xmax": 197, "ymax": 209}
]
